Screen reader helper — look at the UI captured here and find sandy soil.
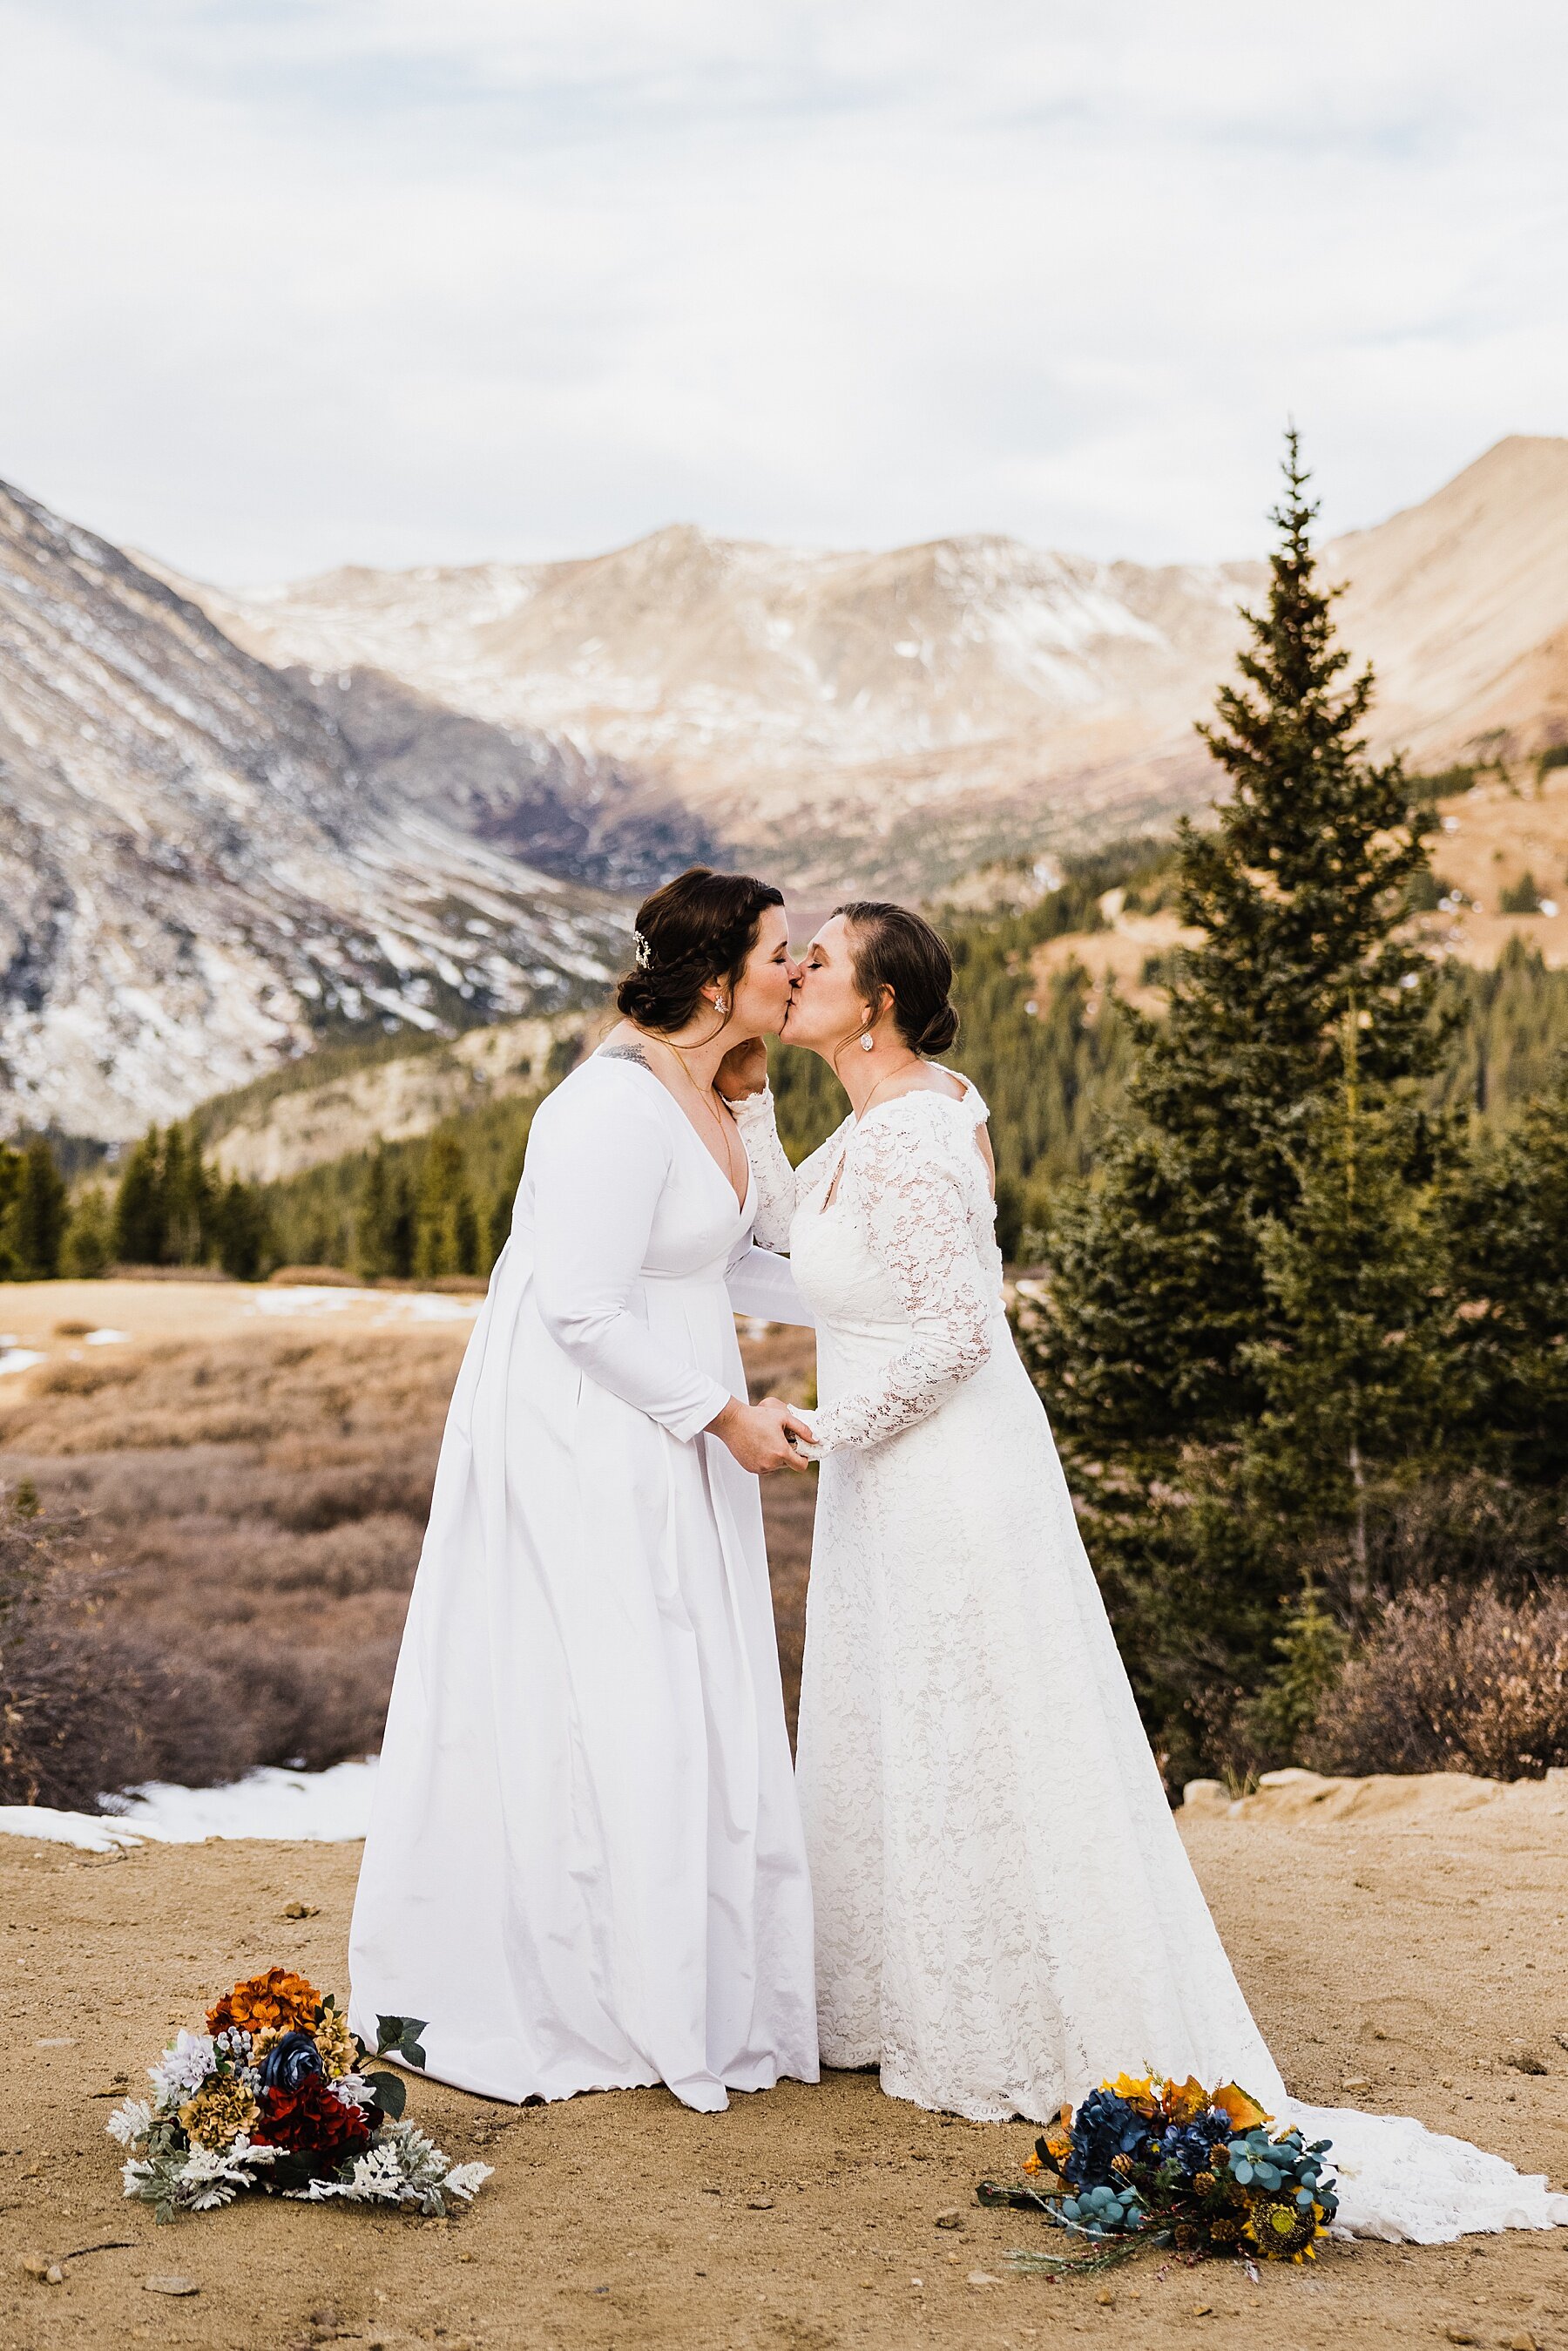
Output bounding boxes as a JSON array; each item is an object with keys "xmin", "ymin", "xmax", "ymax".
[{"xmin": 4, "ymin": 1775, "xmax": 1567, "ymax": 2351}]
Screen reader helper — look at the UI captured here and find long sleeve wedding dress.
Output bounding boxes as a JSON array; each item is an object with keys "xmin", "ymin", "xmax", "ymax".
[
  {"xmin": 733, "ymin": 1076, "xmax": 1568, "ymax": 2242},
  {"xmin": 349, "ymin": 1053, "xmax": 818, "ymax": 2112}
]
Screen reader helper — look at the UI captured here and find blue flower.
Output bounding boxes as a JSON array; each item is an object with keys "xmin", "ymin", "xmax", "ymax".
[{"xmin": 259, "ymin": 2029, "xmax": 324, "ymax": 2095}]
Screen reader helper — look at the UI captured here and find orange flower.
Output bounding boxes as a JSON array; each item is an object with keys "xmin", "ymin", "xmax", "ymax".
[
  {"xmin": 1159, "ymin": 2074, "xmax": 1209, "ymax": 2123},
  {"xmin": 1210, "ymin": 2082, "xmax": 1270, "ymax": 2132},
  {"xmin": 1022, "ymin": 2150, "xmax": 1043, "ymax": 2175},
  {"xmin": 206, "ymin": 1968, "xmax": 321, "ymax": 2040}
]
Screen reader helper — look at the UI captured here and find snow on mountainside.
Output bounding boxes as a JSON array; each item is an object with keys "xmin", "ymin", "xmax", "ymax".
[
  {"xmin": 199, "ymin": 528, "xmax": 1265, "ymax": 888},
  {"xmin": 0, "ymin": 481, "xmax": 631, "ymax": 1142},
  {"xmin": 193, "ymin": 437, "xmax": 1568, "ymax": 893}
]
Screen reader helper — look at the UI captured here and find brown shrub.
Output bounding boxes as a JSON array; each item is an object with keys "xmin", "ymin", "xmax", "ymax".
[
  {"xmin": 34, "ymin": 1356, "xmax": 140, "ymax": 1398},
  {"xmin": 0, "ymin": 1318, "xmax": 815, "ymax": 1796},
  {"xmin": 0, "ymin": 1503, "xmax": 253, "ymax": 1807},
  {"xmin": 1308, "ymin": 1580, "xmax": 1568, "ymax": 1780}
]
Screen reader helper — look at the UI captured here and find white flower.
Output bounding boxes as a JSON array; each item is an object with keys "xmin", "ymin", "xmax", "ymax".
[
  {"xmin": 149, "ymin": 2027, "xmax": 216, "ymax": 2104},
  {"xmin": 287, "ymin": 2120, "xmax": 492, "ymax": 2212},
  {"xmin": 107, "ymin": 2097, "xmax": 152, "ymax": 2147},
  {"xmin": 439, "ymin": 2161, "xmax": 493, "ymax": 2205},
  {"xmin": 328, "ymin": 2072, "xmax": 377, "ymax": 2110}
]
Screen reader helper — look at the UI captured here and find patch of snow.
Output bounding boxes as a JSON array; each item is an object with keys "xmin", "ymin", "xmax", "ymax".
[
  {"xmin": 0, "ymin": 1758, "xmax": 382, "ymax": 1850},
  {"xmin": 0, "ymin": 1347, "xmax": 45, "ymax": 1376},
  {"xmin": 0, "ymin": 1806, "xmax": 147, "ymax": 1852},
  {"xmin": 109, "ymin": 1757, "xmax": 379, "ymax": 1842},
  {"xmin": 249, "ymin": 1285, "xmax": 483, "ymax": 1325},
  {"xmin": 84, "ymin": 1326, "xmax": 129, "ymax": 1345}
]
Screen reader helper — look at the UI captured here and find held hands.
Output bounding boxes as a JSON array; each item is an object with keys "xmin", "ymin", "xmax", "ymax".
[
  {"xmin": 715, "ymin": 1038, "xmax": 768, "ymax": 1101},
  {"xmin": 710, "ymin": 1394, "xmax": 814, "ymax": 1474}
]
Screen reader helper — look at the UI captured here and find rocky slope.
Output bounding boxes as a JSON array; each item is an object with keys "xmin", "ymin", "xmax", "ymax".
[
  {"xmin": 1329, "ymin": 435, "xmax": 1568, "ymax": 763},
  {"xmin": 193, "ymin": 437, "xmax": 1568, "ymax": 894},
  {"xmin": 0, "ymin": 481, "xmax": 634, "ymax": 1142}
]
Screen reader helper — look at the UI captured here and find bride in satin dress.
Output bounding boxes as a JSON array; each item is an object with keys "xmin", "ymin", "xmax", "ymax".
[
  {"xmin": 729, "ymin": 897, "xmax": 1568, "ymax": 2245},
  {"xmin": 350, "ymin": 869, "xmax": 818, "ymax": 2113}
]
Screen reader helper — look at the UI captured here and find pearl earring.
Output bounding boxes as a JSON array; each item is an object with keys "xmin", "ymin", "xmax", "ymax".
[{"xmin": 859, "ymin": 1031, "xmax": 875, "ymax": 1053}]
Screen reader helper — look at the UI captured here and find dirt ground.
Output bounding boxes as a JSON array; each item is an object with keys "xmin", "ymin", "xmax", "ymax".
[{"xmin": 4, "ymin": 1774, "xmax": 1568, "ymax": 2351}]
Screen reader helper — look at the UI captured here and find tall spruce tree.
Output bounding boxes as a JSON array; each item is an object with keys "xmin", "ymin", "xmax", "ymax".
[
  {"xmin": 1445, "ymin": 1054, "xmax": 1568, "ymax": 1487},
  {"xmin": 112, "ymin": 1128, "xmax": 166, "ymax": 1265},
  {"xmin": 1023, "ymin": 436, "xmax": 1445, "ymax": 1776},
  {"xmin": 9, "ymin": 1141, "xmax": 70, "ymax": 1277}
]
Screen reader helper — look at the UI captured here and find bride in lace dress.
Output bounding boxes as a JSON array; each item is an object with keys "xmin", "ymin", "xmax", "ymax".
[{"xmin": 726, "ymin": 898, "xmax": 1568, "ymax": 2244}]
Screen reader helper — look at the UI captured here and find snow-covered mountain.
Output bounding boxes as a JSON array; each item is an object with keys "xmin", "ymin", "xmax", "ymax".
[
  {"xmin": 191, "ymin": 437, "xmax": 1568, "ymax": 893},
  {"xmin": 0, "ymin": 481, "xmax": 633, "ymax": 1142},
  {"xmin": 194, "ymin": 530, "xmax": 1263, "ymax": 889}
]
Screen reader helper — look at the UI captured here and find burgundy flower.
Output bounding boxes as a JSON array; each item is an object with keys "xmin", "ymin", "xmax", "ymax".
[{"xmin": 253, "ymin": 2072, "xmax": 372, "ymax": 2164}]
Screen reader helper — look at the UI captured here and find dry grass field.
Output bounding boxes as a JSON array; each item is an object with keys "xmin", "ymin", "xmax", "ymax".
[{"xmin": 0, "ymin": 1279, "xmax": 820, "ymax": 1792}]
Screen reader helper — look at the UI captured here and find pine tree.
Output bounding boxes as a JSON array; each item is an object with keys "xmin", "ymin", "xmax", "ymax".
[
  {"xmin": 112, "ymin": 1128, "xmax": 166, "ymax": 1265},
  {"xmin": 1021, "ymin": 436, "xmax": 1447, "ymax": 1777},
  {"xmin": 211, "ymin": 1177, "xmax": 270, "ymax": 1281},
  {"xmin": 62, "ymin": 1184, "xmax": 112, "ymax": 1278},
  {"xmin": 355, "ymin": 1147, "xmax": 396, "ymax": 1279},
  {"xmin": 9, "ymin": 1141, "xmax": 70, "ymax": 1278},
  {"xmin": 0, "ymin": 1144, "xmax": 23, "ymax": 1278},
  {"xmin": 1242, "ymin": 1020, "xmax": 1450, "ymax": 1587},
  {"xmin": 414, "ymin": 1135, "xmax": 475, "ymax": 1281},
  {"xmin": 159, "ymin": 1123, "xmax": 213, "ymax": 1266},
  {"xmin": 1445, "ymin": 1054, "xmax": 1568, "ymax": 1486}
]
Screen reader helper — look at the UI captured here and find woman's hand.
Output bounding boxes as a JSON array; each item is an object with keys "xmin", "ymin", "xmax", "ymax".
[
  {"xmin": 708, "ymin": 1395, "xmax": 811, "ymax": 1473},
  {"xmin": 715, "ymin": 1039, "xmax": 769, "ymax": 1101}
]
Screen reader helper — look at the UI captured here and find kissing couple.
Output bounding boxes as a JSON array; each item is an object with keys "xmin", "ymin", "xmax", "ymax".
[{"xmin": 349, "ymin": 865, "xmax": 1568, "ymax": 2246}]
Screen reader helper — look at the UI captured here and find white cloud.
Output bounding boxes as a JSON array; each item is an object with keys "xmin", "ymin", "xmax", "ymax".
[{"xmin": 1, "ymin": 0, "xmax": 1564, "ymax": 580}]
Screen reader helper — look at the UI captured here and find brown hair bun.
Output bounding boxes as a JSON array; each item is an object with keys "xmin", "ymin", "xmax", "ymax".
[
  {"xmin": 835, "ymin": 899, "xmax": 959, "ymax": 1058},
  {"xmin": 617, "ymin": 866, "xmax": 784, "ymax": 1033}
]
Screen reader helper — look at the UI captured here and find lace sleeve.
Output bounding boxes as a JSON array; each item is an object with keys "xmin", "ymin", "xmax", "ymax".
[
  {"xmin": 802, "ymin": 1114, "xmax": 994, "ymax": 1453},
  {"xmin": 729, "ymin": 1087, "xmax": 800, "ymax": 1250}
]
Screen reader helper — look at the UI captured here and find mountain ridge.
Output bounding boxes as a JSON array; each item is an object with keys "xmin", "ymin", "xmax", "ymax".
[
  {"xmin": 188, "ymin": 435, "xmax": 1568, "ymax": 891},
  {"xmin": 0, "ymin": 479, "xmax": 633, "ymax": 1142}
]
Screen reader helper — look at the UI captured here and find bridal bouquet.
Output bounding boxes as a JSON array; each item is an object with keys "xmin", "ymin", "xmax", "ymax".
[
  {"xmin": 107, "ymin": 1968, "xmax": 490, "ymax": 2224},
  {"xmin": 978, "ymin": 2072, "xmax": 1337, "ymax": 2272}
]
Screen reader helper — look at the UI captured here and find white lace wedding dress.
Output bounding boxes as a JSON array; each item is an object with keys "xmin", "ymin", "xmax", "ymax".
[{"xmin": 733, "ymin": 1074, "xmax": 1568, "ymax": 2243}]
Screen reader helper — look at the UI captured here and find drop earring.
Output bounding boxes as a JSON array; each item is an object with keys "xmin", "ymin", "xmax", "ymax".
[
  {"xmin": 859, "ymin": 1031, "xmax": 875, "ymax": 1053},
  {"xmin": 714, "ymin": 996, "xmax": 727, "ymax": 1014}
]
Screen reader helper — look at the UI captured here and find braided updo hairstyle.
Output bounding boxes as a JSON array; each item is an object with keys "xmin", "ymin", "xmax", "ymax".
[
  {"xmin": 835, "ymin": 899, "xmax": 959, "ymax": 1056},
  {"xmin": 617, "ymin": 866, "xmax": 786, "ymax": 1033}
]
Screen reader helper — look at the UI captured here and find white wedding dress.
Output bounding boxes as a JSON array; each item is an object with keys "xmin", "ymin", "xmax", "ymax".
[
  {"xmin": 734, "ymin": 1074, "xmax": 1568, "ymax": 2242},
  {"xmin": 349, "ymin": 1051, "xmax": 818, "ymax": 2112}
]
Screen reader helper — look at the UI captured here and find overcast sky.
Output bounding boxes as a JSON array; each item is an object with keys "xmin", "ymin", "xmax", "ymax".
[{"xmin": 3, "ymin": 0, "xmax": 1565, "ymax": 583}]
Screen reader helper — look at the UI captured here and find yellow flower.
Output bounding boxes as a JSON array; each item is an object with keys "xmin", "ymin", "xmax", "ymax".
[
  {"xmin": 313, "ymin": 2007, "xmax": 355, "ymax": 2079},
  {"xmin": 179, "ymin": 2076, "xmax": 260, "ymax": 2151},
  {"xmin": 1105, "ymin": 2070, "xmax": 1159, "ymax": 2113},
  {"xmin": 1022, "ymin": 2150, "xmax": 1044, "ymax": 2175}
]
